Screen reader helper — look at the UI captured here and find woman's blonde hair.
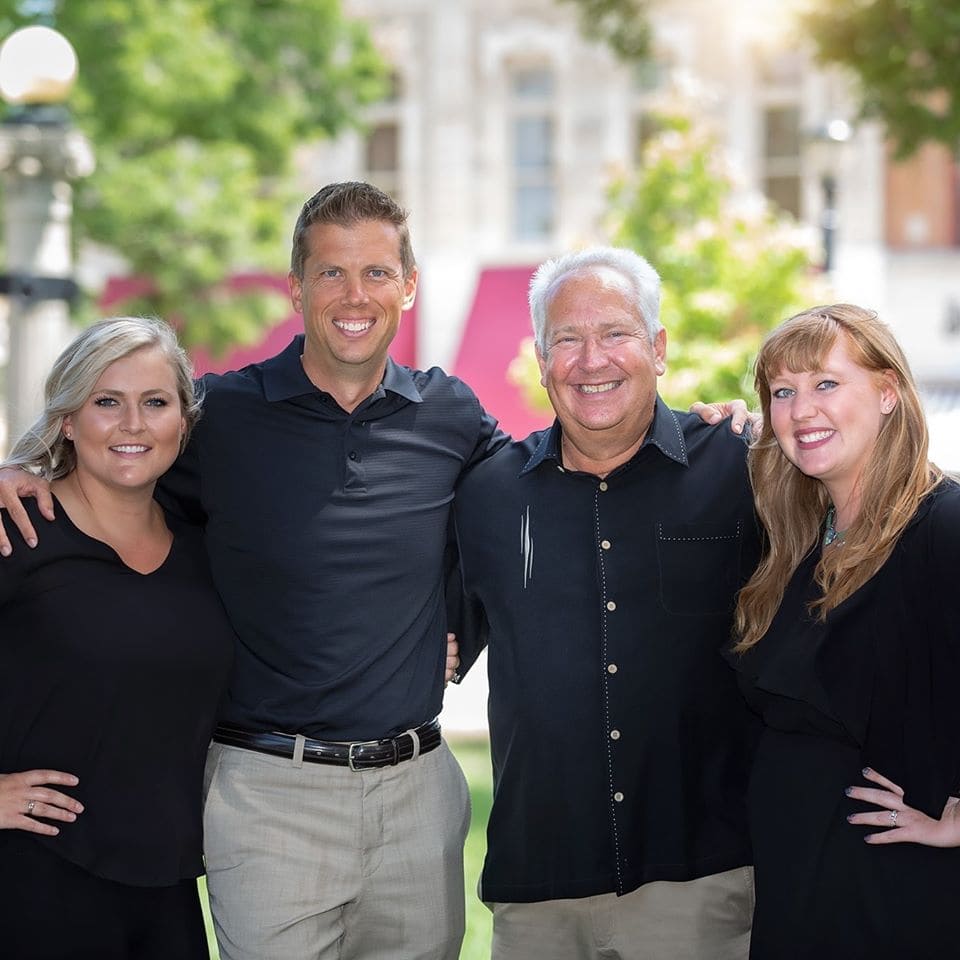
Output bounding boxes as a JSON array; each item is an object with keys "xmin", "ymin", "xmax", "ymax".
[
  {"xmin": 3, "ymin": 317, "xmax": 201, "ymax": 480},
  {"xmin": 734, "ymin": 303, "xmax": 941, "ymax": 650}
]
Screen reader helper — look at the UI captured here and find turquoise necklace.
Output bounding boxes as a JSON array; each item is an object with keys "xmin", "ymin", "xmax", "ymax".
[{"xmin": 823, "ymin": 506, "xmax": 845, "ymax": 547}]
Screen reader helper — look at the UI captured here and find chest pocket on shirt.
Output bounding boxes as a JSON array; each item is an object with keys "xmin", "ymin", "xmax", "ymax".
[{"xmin": 656, "ymin": 520, "xmax": 742, "ymax": 616}]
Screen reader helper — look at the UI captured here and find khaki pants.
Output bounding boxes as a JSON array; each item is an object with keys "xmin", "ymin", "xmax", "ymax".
[
  {"xmin": 202, "ymin": 737, "xmax": 471, "ymax": 960},
  {"xmin": 490, "ymin": 865, "xmax": 754, "ymax": 960}
]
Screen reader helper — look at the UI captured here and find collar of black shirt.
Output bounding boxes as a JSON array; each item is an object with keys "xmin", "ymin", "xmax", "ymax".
[
  {"xmin": 520, "ymin": 395, "xmax": 689, "ymax": 478},
  {"xmin": 261, "ymin": 335, "xmax": 423, "ymax": 406}
]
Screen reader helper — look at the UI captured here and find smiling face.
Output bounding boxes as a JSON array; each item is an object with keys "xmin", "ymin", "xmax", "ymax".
[
  {"xmin": 62, "ymin": 345, "xmax": 186, "ymax": 496},
  {"xmin": 289, "ymin": 219, "xmax": 417, "ymax": 394},
  {"xmin": 536, "ymin": 267, "xmax": 665, "ymax": 471},
  {"xmin": 767, "ymin": 335, "xmax": 898, "ymax": 511}
]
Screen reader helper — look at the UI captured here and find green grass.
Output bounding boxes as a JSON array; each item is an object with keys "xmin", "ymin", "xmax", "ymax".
[
  {"xmin": 450, "ymin": 735, "xmax": 494, "ymax": 960},
  {"xmin": 199, "ymin": 735, "xmax": 494, "ymax": 959}
]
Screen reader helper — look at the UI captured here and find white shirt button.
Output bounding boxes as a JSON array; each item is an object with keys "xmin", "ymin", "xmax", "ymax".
[
  {"xmin": 614, "ymin": 791, "xmax": 624, "ymax": 802},
  {"xmin": 606, "ymin": 600, "xmax": 616, "ymax": 612},
  {"xmin": 607, "ymin": 663, "xmax": 618, "ymax": 674},
  {"xmin": 599, "ymin": 481, "xmax": 608, "ymax": 492},
  {"xmin": 601, "ymin": 539, "xmax": 611, "ymax": 550},
  {"xmin": 610, "ymin": 729, "xmax": 621, "ymax": 740}
]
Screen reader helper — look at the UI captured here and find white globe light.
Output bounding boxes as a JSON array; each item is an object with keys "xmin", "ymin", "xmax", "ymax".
[{"xmin": 0, "ymin": 26, "xmax": 78, "ymax": 105}]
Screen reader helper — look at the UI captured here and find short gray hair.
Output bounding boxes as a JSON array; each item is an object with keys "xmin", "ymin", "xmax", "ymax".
[
  {"xmin": 529, "ymin": 246, "xmax": 662, "ymax": 353},
  {"xmin": 3, "ymin": 316, "xmax": 201, "ymax": 480}
]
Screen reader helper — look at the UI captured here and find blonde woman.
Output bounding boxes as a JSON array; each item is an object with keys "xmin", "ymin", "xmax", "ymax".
[
  {"xmin": 728, "ymin": 304, "xmax": 960, "ymax": 958},
  {"xmin": 0, "ymin": 318, "xmax": 233, "ymax": 959}
]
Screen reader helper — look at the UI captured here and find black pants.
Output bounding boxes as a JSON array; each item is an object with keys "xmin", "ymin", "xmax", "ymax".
[{"xmin": 0, "ymin": 832, "xmax": 209, "ymax": 960}]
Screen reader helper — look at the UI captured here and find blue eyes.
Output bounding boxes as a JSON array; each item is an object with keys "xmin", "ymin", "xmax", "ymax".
[
  {"xmin": 320, "ymin": 268, "xmax": 389, "ymax": 280},
  {"xmin": 550, "ymin": 331, "xmax": 631, "ymax": 349},
  {"xmin": 92, "ymin": 396, "xmax": 169, "ymax": 408},
  {"xmin": 771, "ymin": 380, "xmax": 839, "ymax": 400}
]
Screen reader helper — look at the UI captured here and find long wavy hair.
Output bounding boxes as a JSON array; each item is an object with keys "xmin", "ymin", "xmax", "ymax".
[
  {"xmin": 734, "ymin": 304, "xmax": 942, "ymax": 651},
  {"xmin": 3, "ymin": 317, "xmax": 201, "ymax": 481}
]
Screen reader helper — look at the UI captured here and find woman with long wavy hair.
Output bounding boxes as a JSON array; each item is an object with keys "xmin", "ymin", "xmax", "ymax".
[{"xmin": 730, "ymin": 304, "xmax": 960, "ymax": 958}]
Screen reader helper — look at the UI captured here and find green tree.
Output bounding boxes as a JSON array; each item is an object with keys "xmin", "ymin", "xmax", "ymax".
[
  {"xmin": 803, "ymin": 0, "xmax": 960, "ymax": 157},
  {"xmin": 0, "ymin": 0, "xmax": 387, "ymax": 350},
  {"xmin": 510, "ymin": 108, "xmax": 824, "ymax": 412},
  {"xmin": 556, "ymin": 0, "xmax": 653, "ymax": 62}
]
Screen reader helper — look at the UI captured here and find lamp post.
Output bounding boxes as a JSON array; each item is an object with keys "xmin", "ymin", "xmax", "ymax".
[
  {"xmin": 805, "ymin": 119, "xmax": 851, "ymax": 273},
  {"xmin": 0, "ymin": 25, "xmax": 93, "ymax": 446}
]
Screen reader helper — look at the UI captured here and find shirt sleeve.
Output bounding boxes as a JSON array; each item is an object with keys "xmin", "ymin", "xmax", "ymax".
[
  {"xmin": 0, "ymin": 512, "xmax": 31, "ymax": 608},
  {"xmin": 464, "ymin": 404, "xmax": 510, "ymax": 472},
  {"xmin": 927, "ymin": 486, "xmax": 960, "ymax": 794},
  {"xmin": 154, "ymin": 431, "xmax": 206, "ymax": 525}
]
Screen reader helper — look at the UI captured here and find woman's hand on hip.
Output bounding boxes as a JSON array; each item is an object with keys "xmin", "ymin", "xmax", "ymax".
[
  {"xmin": 0, "ymin": 770, "xmax": 83, "ymax": 836},
  {"xmin": 845, "ymin": 767, "xmax": 960, "ymax": 847}
]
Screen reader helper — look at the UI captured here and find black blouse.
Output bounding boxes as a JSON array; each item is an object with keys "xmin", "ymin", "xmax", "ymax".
[
  {"xmin": 730, "ymin": 478, "xmax": 960, "ymax": 816},
  {"xmin": 0, "ymin": 498, "xmax": 234, "ymax": 886}
]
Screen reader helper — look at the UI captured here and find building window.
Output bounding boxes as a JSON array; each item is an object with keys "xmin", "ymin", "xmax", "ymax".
[
  {"xmin": 361, "ymin": 69, "xmax": 404, "ymax": 205},
  {"xmin": 762, "ymin": 105, "xmax": 802, "ymax": 217},
  {"xmin": 364, "ymin": 121, "xmax": 402, "ymax": 205},
  {"xmin": 510, "ymin": 66, "xmax": 556, "ymax": 241}
]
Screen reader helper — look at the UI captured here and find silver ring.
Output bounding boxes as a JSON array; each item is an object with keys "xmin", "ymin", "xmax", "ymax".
[
  {"xmin": 26, "ymin": 800, "xmax": 35, "ymax": 815},
  {"xmin": 889, "ymin": 809, "xmax": 898, "ymax": 825}
]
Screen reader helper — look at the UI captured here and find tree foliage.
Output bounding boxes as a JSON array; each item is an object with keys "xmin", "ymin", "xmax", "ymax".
[
  {"xmin": 510, "ymin": 109, "xmax": 824, "ymax": 412},
  {"xmin": 803, "ymin": 0, "xmax": 960, "ymax": 157},
  {"xmin": 557, "ymin": 0, "xmax": 653, "ymax": 62},
  {"xmin": 0, "ymin": 0, "xmax": 387, "ymax": 350}
]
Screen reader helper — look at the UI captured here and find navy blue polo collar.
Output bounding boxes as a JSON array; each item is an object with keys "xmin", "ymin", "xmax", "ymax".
[
  {"xmin": 262, "ymin": 335, "xmax": 423, "ymax": 405},
  {"xmin": 520, "ymin": 395, "xmax": 689, "ymax": 476}
]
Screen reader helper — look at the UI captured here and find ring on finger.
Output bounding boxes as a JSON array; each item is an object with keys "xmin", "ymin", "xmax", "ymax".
[
  {"xmin": 26, "ymin": 800, "xmax": 36, "ymax": 815},
  {"xmin": 889, "ymin": 809, "xmax": 898, "ymax": 825}
]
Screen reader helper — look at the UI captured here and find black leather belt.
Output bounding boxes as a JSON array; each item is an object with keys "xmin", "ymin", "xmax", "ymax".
[{"xmin": 212, "ymin": 718, "xmax": 442, "ymax": 770}]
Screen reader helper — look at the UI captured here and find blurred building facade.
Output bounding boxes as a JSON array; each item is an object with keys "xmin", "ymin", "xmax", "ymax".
[
  {"xmin": 2, "ymin": 0, "xmax": 958, "ymax": 468},
  {"xmin": 296, "ymin": 0, "xmax": 960, "ymax": 464}
]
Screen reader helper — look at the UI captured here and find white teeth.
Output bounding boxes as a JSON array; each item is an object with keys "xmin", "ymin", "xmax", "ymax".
[
  {"xmin": 335, "ymin": 319, "xmax": 373, "ymax": 333},
  {"xmin": 579, "ymin": 382, "xmax": 618, "ymax": 394},
  {"xmin": 111, "ymin": 445, "xmax": 149, "ymax": 453},
  {"xmin": 798, "ymin": 430, "xmax": 833, "ymax": 443}
]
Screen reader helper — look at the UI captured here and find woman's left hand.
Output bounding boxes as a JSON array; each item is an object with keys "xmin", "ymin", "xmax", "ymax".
[{"xmin": 845, "ymin": 767, "xmax": 960, "ymax": 847}]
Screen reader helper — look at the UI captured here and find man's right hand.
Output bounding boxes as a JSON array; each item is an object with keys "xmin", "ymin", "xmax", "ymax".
[{"xmin": 0, "ymin": 467, "xmax": 55, "ymax": 556}]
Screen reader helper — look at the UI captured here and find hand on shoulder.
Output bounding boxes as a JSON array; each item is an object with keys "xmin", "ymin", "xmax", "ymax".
[{"xmin": 0, "ymin": 467, "xmax": 54, "ymax": 556}]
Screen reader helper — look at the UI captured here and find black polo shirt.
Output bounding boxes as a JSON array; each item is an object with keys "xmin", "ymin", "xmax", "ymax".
[
  {"xmin": 451, "ymin": 398, "xmax": 761, "ymax": 903},
  {"xmin": 157, "ymin": 335, "xmax": 501, "ymax": 741}
]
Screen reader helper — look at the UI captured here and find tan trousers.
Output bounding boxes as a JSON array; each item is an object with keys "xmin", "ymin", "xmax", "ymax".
[
  {"xmin": 490, "ymin": 865, "xmax": 754, "ymax": 960},
  {"xmin": 202, "ymin": 738, "xmax": 471, "ymax": 960}
]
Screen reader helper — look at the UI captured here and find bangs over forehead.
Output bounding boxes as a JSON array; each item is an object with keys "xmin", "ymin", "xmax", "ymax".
[
  {"xmin": 756, "ymin": 305, "xmax": 885, "ymax": 389},
  {"xmin": 757, "ymin": 312, "xmax": 841, "ymax": 385}
]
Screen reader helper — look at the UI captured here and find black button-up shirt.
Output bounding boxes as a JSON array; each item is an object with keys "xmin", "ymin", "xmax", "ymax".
[
  {"xmin": 451, "ymin": 398, "xmax": 761, "ymax": 902},
  {"xmin": 157, "ymin": 335, "xmax": 501, "ymax": 740}
]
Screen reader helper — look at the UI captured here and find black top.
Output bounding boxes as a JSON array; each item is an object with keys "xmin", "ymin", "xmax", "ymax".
[
  {"xmin": 0, "ymin": 499, "xmax": 234, "ymax": 886},
  {"xmin": 157, "ymin": 335, "xmax": 502, "ymax": 741},
  {"xmin": 450, "ymin": 398, "xmax": 761, "ymax": 902},
  {"xmin": 728, "ymin": 479, "xmax": 960, "ymax": 958}
]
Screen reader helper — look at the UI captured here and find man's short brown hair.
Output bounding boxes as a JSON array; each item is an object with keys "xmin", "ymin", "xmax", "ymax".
[{"xmin": 290, "ymin": 181, "xmax": 415, "ymax": 280}]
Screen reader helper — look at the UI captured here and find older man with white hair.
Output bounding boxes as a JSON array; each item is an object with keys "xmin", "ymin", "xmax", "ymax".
[{"xmin": 450, "ymin": 246, "xmax": 761, "ymax": 960}]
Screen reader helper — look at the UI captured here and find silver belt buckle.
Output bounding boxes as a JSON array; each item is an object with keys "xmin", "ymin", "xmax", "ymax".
[{"xmin": 348, "ymin": 741, "xmax": 361, "ymax": 771}]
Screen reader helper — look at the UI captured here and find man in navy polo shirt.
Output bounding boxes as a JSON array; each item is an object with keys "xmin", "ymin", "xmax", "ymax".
[
  {"xmin": 0, "ymin": 182, "xmax": 500, "ymax": 960},
  {"xmin": 450, "ymin": 246, "xmax": 761, "ymax": 960}
]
